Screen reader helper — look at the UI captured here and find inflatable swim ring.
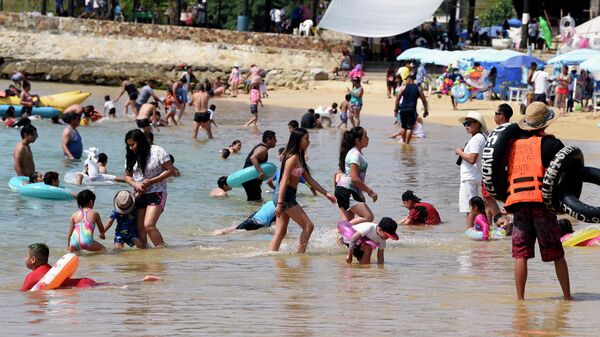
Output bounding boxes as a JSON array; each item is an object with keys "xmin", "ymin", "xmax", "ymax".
[
  {"xmin": 8, "ymin": 176, "xmax": 28, "ymax": 191},
  {"xmin": 465, "ymin": 227, "xmax": 506, "ymax": 241},
  {"xmin": 559, "ymin": 166, "xmax": 600, "ymax": 223},
  {"xmin": 561, "ymin": 225, "xmax": 600, "ymax": 247},
  {"xmin": 451, "ymin": 84, "xmax": 470, "ymax": 104},
  {"xmin": 64, "ymin": 170, "xmax": 117, "ymax": 186},
  {"xmin": 227, "ymin": 162, "xmax": 277, "ymax": 188},
  {"xmin": 30, "ymin": 253, "xmax": 79, "ymax": 291},
  {"xmin": 542, "ymin": 146, "xmax": 584, "ymax": 214},
  {"xmin": 481, "ymin": 123, "xmax": 525, "ymax": 202},
  {"xmin": 9, "ymin": 176, "xmax": 75, "ymax": 200},
  {"xmin": 337, "ymin": 221, "xmax": 378, "ymax": 249}
]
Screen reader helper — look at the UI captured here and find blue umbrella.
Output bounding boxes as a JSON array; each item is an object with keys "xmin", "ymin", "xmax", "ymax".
[
  {"xmin": 507, "ymin": 18, "xmax": 521, "ymax": 27},
  {"xmin": 501, "ymin": 55, "xmax": 545, "ymax": 68}
]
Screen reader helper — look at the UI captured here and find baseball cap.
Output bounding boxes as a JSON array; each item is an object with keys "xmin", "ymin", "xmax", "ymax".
[
  {"xmin": 402, "ymin": 190, "xmax": 421, "ymax": 202},
  {"xmin": 378, "ymin": 217, "xmax": 399, "ymax": 240}
]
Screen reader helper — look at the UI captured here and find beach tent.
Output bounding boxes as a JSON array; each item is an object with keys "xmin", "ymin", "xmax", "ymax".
[
  {"xmin": 576, "ymin": 16, "xmax": 600, "ymax": 38},
  {"xmin": 547, "ymin": 49, "xmax": 600, "ymax": 65},
  {"xmin": 397, "ymin": 48, "xmax": 525, "ymax": 65},
  {"xmin": 318, "ymin": 0, "xmax": 444, "ymax": 37},
  {"xmin": 501, "ymin": 55, "xmax": 545, "ymax": 68}
]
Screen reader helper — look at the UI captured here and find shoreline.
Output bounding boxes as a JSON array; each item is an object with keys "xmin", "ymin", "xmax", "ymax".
[{"xmin": 265, "ymin": 80, "xmax": 600, "ymax": 142}]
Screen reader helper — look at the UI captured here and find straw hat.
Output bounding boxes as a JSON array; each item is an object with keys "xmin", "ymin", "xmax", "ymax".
[
  {"xmin": 518, "ymin": 102, "xmax": 557, "ymax": 130},
  {"xmin": 113, "ymin": 190, "xmax": 134, "ymax": 214},
  {"xmin": 459, "ymin": 111, "xmax": 488, "ymax": 134}
]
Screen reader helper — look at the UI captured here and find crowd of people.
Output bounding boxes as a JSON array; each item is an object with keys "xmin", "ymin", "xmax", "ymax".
[
  {"xmin": 527, "ymin": 62, "xmax": 596, "ymax": 114},
  {"xmin": 6, "ymin": 53, "xmax": 584, "ymax": 302}
]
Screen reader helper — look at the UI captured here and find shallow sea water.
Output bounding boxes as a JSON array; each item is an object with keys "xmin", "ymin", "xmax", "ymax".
[{"xmin": 0, "ymin": 81, "xmax": 599, "ymax": 336}]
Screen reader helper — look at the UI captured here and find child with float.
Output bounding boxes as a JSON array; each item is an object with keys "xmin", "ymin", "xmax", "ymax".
[
  {"xmin": 341, "ymin": 217, "xmax": 399, "ymax": 265},
  {"xmin": 21, "ymin": 242, "xmax": 161, "ymax": 291},
  {"xmin": 467, "ymin": 196, "xmax": 490, "ymax": 241}
]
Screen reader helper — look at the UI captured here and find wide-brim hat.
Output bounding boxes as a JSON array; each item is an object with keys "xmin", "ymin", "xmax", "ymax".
[
  {"xmin": 518, "ymin": 102, "xmax": 557, "ymax": 131},
  {"xmin": 114, "ymin": 190, "xmax": 134, "ymax": 214},
  {"xmin": 459, "ymin": 111, "xmax": 488, "ymax": 134}
]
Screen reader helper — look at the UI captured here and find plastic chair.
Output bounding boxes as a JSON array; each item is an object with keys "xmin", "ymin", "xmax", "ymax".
[{"xmin": 299, "ymin": 19, "xmax": 313, "ymax": 36}]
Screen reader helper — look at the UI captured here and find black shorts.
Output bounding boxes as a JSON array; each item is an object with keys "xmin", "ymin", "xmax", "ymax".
[
  {"xmin": 400, "ymin": 109, "xmax": 417, "ymax": 130},
  {"xmin": 135, "ymin": 192, "xmax": 167, "ymax": 210},
  {"xmin": 136, "ymin": 118, "xmax": 151, "ymax": 128},
  {"xmin": 236, "ymin": 217, "xmax": 268, "ymax": 231},
  {"xmin": 108, "ymin": 107, "xmax": 116, "ymax": 116},
  {"xmin": 128, "ymin": 93, "xmax": 139, "ymax": 101},
  {"xmin": 535, "ymin": 93, "xmax": 547, "ymax": 103},
  {"xmin": 194, "ymin": 112, "xmax": 210, "ymax": 123},
  {"xmin": 387, "ymin": 81, "xmax": 395, "ymax": 88},
  {"xmin": 273, "ymin": 186, "xmax": 298, "ymax": 211},
  {"xmin": 334, "ymin": 186, "xmax": 365, "ymax": 211},
  {"xmin": 242, "ymin": 178, "xmax": 263, "ymax": 201},
  {"xmin": 250, "ymin": 104, "xmax": 258, "ymax": 114},
  {"xmin": 344, "ymin": 242, "xmax": 365, "ymax": 260}
]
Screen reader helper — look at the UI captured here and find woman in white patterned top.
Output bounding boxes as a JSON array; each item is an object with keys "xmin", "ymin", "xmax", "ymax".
[{"xmin": 124, "ymin": 129, "xmax": 175, "ymax": 248}]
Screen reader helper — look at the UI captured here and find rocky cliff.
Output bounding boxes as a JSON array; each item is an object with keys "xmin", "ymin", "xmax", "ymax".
[{"xmin": 0, "ymin": 13, "xmax": 350, "ymax": 89}]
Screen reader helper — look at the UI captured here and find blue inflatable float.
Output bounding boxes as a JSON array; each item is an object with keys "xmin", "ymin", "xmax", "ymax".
[
  {"xmin": 451, "ymin": 84, "xmax": 470, "ymax": 104},
  {"xmin": 465, "ymin": 227, "xmax": 506, "ymax": 241},
  {"xmin": 8, "ymin": 176, "xmax": 74, "ymax": 200},
  {"xmin": 0, "ymin": 105, "xmax": 61, "ymax": 118},
  {"xmin": 227, "ymin": 162, "xmax": 277, "ymax": 188}
]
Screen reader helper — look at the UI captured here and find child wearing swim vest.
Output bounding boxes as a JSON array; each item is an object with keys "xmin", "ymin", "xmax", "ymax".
[
  {"xmin": 345, "ymin": 217, "xmax": 399, "ymax": 264},
  {"xmin": 104, "ymin": 190, "xmax": 143, "ymax": 249},
  {"xmin": 67, "ymin": 189, "xmax": 106, "ymax": 252},
  {"xmin": 468, "ymin": 196, "xmax": 490, "ymax": 241}
]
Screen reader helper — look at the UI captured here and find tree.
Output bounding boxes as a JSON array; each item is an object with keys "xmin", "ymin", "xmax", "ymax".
[{"xmin": 480, "ymin": 0, "xmax": 515, "ymax": 27}]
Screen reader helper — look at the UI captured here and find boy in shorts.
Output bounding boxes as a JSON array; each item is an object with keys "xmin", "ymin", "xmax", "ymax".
[
  {"xmin": 338, "ymin": 94, "xmax": 351, "ymax": 129},
  {"xmin": 344, "ymin": 217, "xmax": 399, "ymax": 265},
  {"xmin": 104, "ymin": 191, "xmax": 143, "ymax": 249}
]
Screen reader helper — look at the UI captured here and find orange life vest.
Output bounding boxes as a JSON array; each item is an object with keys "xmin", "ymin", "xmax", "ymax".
[{"xmin": 504, "ymin": 136, "xmax": 545, "ymax": 207}]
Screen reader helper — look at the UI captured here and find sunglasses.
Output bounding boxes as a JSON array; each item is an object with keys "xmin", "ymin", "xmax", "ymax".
[
  {"xmin": 463, "ymin": 120, "xmax": 474, "ymax": 127},
  {"xmin": 494, "ymin": 111, "xmax": 504, "ymax": 116}
]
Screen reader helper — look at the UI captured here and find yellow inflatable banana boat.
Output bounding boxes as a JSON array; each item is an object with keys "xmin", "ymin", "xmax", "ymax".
[{"xmin": 0, "ymin": 91, "xmax": 91, "ymax": 110}]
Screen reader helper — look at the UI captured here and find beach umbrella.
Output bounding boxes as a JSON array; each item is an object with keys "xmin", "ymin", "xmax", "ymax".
[
  {"xmin": 507, "ymin": 18, "xmax": 521, "ymax": 27},
  {"xmin": 579, "ymin": 55, "xmax": 600, "ymax": 80},
  {"xmin": 580, "ymin": 55, "xmax": 600, "ymax": 71},
  {"xmin": 547, "ymin": 49, "xmax": 600, "ymax": 65},
  {"xmin": 501, "ymin": 55, "xmax": 546, "ymax": 68}
]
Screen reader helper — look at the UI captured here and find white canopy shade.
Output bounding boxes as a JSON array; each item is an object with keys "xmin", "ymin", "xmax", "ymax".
[{"xmin": 318, "ymin": 0, "xmax": 444, "ymax": 38}]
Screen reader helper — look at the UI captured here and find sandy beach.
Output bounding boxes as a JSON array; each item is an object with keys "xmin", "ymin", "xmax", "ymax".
[{"xmin": 263, "ymin": 79, "xmax": 600, "ymax": 142}]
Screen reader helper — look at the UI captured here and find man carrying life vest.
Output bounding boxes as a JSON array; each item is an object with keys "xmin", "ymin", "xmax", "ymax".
[{"xmin": 504, "ymin": 102, "xmax": 572, "ymax": 301}]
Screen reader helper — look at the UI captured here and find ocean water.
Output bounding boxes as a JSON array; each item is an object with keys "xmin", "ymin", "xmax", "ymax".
[{"xmin": 1, "ymin": 81, "xmax": 599, "ymax": 336}]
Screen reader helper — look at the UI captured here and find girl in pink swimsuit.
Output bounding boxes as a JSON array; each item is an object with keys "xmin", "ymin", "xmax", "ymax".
[{"xmin": 67, "ymin": 190, "xmax": 106, "ymax": 252}]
